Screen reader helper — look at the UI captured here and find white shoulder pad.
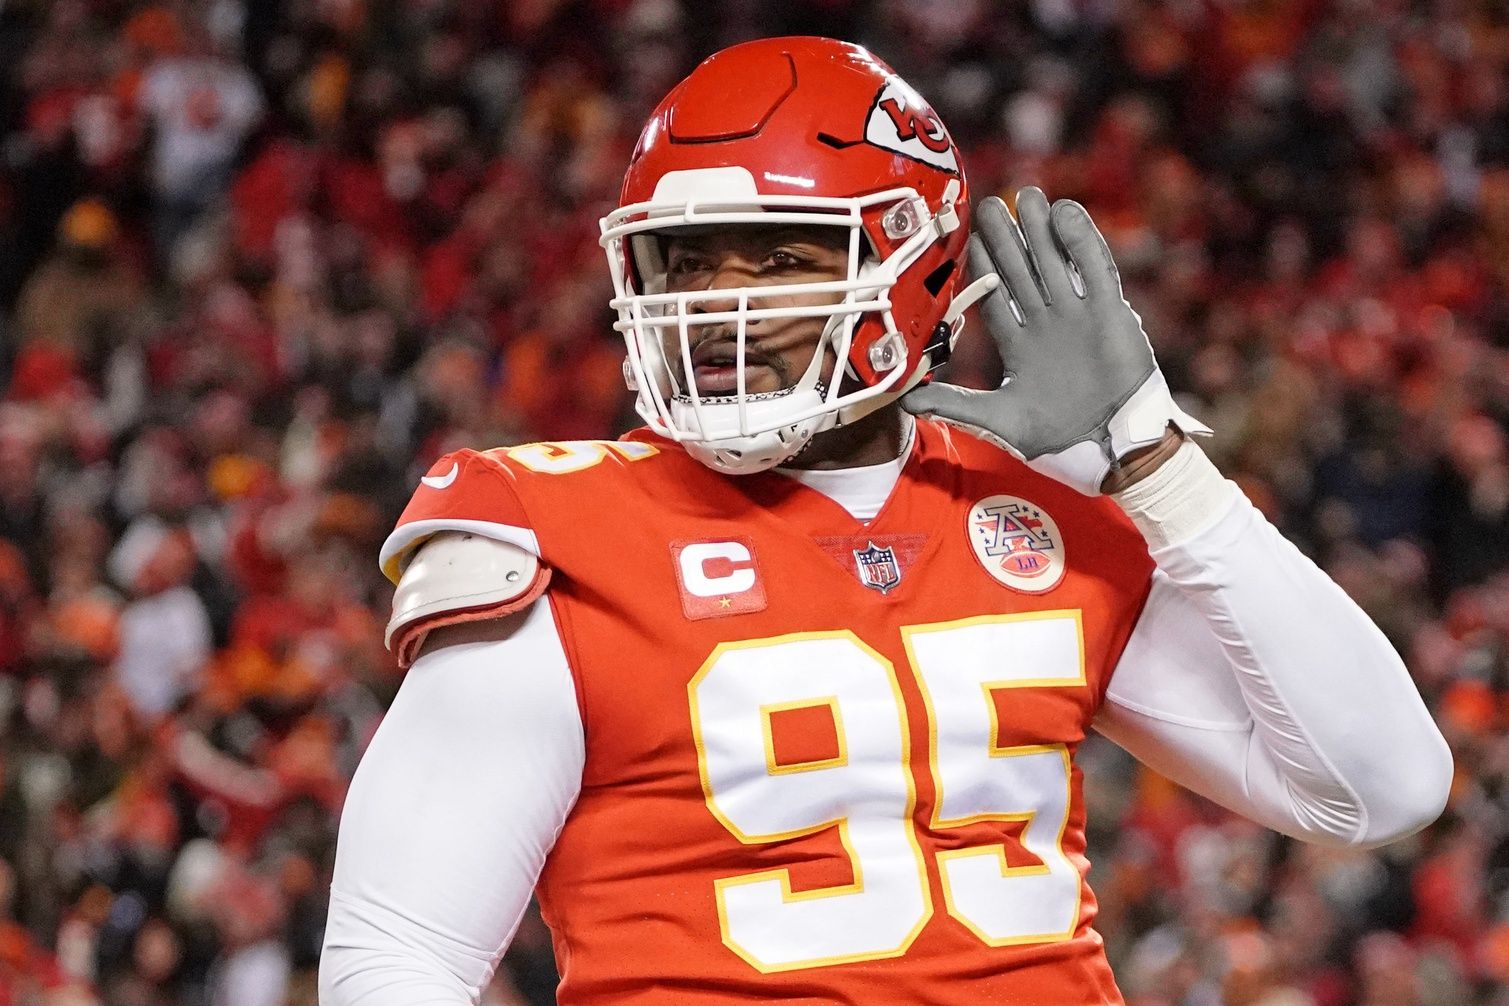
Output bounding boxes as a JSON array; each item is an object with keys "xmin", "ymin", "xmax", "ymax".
[{"xmin": 385, "ymin": 532, "xmax": 545, "ymax": 651}]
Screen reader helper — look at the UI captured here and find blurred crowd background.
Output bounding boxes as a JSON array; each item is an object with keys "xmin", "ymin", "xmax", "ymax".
[{"xmin": 0, "ymin": 0, "xmax": 1504, "ymax": 1003}]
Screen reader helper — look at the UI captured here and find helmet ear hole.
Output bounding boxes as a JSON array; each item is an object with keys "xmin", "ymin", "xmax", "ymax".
[{"xmin": 923, "ymin": 259, "xmax": 956, "ymax": 298}]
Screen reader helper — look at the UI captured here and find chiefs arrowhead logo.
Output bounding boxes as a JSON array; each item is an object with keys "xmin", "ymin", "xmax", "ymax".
[{"xmin": 865, "ymin": 79, "xmax": 959, "ymax": 174}]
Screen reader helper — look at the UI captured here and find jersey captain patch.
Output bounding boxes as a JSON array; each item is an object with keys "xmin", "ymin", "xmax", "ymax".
[
  {"xmin": 967, "ymin": 494, "xmax": 1066, "ymax": 594},
  {"xmin": 670, "ymin": 538, "xmax": 768, "ymax": 619}
]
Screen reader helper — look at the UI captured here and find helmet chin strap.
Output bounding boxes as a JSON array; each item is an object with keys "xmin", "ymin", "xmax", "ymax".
[
  {"xmin": 941, "ymin": 272, "xmax": 1002, "ymax": 331},
  {"xmin": 680, "ymin": 394, "xmax": 835, "ymax": 473}
]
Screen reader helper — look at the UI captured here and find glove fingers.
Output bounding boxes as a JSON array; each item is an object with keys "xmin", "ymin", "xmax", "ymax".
[
  {"xmin": 901, "ymin": 382, "xmax": 1007, "ymax": 431},
  {"xmin": 1014, "ymin": 186, "xmax": 1074, "ymax": 305},
  {"xmin": 967, "ymin": 234, "xmax": 1024, "ymax": 342},
  {"xmin": 1049, "ymin": 199, "xmax": 1119, "ymax": 299},
  {"xmin": 975, "ymin": 196, "xmax": 1046, "ymax": 313}
]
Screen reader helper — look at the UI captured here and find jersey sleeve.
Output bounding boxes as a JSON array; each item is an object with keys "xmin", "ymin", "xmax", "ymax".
[
  {"xmin": 379, "ymin": 448, "xmax": 540, "ymax": 585},
  {"xmin": 380, "ymin": 449, "xmax": 556, "ymax": 667}
]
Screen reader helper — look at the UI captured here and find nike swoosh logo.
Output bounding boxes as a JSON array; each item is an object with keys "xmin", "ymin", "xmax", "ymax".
[{"xmin": 420, "ymin": 462, "xmax": 459, "ymax": 490}]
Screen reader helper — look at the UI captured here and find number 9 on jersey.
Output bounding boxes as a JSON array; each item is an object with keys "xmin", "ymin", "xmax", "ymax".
[{"xmin": 688, "ymin": 615, "xmax": 1084, "ymax": 973}]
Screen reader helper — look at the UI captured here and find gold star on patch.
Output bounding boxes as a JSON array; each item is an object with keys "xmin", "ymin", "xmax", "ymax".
[{"xmin": 719, "ymin": 597, "xmax": 732, "ymax": 609}]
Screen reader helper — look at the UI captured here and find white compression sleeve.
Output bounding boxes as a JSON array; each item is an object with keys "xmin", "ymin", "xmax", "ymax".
[
  {"xmin": 319, "ymin": 599, "xmax": 584, "ymax": 1005},
  {"xmin": 1096, "ymin": 443, "xmax": 1452, "ymax": 848}
]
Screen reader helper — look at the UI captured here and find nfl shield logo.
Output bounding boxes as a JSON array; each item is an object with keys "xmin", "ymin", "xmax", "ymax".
[{"xmin": 853, "ymin": 542, "xmax": 902, "ymax": 594}]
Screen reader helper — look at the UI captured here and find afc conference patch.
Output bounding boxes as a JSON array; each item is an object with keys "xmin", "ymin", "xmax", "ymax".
[
  {"xmin": 966, "ymin": 495, "xmax": 1066, "ymax": 594},
  {"xmin": 852, "ymin": 541, "xmax": 902, "ymax": 594}
]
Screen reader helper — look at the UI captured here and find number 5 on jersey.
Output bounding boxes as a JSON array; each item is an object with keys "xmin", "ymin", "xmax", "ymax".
[{"xmin": 688, "ymin": 613, "xmax": 1084, "ymax": 973}]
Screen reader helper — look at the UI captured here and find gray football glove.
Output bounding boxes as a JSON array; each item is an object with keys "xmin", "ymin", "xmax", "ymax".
[{"xmin": 903, "ymin": 187, "xmax": 1209, "ymax": 496}]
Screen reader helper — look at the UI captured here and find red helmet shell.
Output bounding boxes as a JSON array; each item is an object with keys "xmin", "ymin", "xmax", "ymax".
[{"xmin": 619, "ymin": 37, "xmax": 971, "ymax": 388}]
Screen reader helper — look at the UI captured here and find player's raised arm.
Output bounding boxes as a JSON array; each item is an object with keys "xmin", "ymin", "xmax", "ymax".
[
  {"xmin": 1097, "ymin": 443, "xmax": 1452, "ymax": 846},
  {"xmin": 906, "ymin": 188, "xmax": 1452, "ymax": 847}
]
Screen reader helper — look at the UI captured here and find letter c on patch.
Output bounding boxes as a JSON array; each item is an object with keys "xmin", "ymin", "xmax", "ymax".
[{"xmin": 679, "ymin": 541, "xmax": 756, "ymax": 598}]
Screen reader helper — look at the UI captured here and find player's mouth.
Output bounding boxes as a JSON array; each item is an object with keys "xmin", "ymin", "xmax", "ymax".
[{"xmin": 690, "ymin": 341, "xmax": 781, "ymax": 395}]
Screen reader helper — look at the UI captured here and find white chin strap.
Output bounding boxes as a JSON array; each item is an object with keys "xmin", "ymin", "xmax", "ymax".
[{"xmin": 678, "ymin": 389, "xmax": 837, "ymax": 474}]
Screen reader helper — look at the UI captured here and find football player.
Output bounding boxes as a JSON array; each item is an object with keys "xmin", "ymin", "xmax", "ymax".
[{"xmin": 319, "ymin": 38, "xmax": 1451, "ymax": 1005}]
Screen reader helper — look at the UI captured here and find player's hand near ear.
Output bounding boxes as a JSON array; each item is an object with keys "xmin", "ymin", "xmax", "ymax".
[{"xmin": 904, "ymin": 187, "xmax": 1209, "ymax": 495}]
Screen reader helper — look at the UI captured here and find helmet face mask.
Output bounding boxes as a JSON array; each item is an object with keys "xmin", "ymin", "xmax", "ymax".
[
  {"xmin": 603, "ymin": 182, "xmax": 952, "ymax": 469},
  {"xmin": 599, "ymin": 38, "xmax": 986, "ymax": 473}
]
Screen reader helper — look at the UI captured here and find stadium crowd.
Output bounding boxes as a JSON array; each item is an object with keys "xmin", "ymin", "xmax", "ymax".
[{"xmin": 0, "ymin": 0, "xmax": 1504, "ymax": 1002}]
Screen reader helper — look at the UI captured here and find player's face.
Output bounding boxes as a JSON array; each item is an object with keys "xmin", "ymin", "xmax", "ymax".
[{"xmin": 662, "ymin": 225, "xmax": 850, "ymax": 397}]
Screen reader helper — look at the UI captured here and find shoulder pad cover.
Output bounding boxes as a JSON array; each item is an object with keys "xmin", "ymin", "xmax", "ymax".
[{"xmin": 386, "ymin": 531, "xmax": 551, "ymax": 668}]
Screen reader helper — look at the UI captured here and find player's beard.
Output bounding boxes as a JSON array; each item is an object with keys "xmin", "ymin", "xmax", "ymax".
[{"xmin": 673, "ymin": 325, "xmax": 825, "ymax": 401}]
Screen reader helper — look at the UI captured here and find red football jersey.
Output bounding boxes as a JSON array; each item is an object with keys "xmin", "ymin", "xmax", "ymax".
[{"xmin": 385, "ymin": 419, "xmax": 1155, "ymax": 1005}]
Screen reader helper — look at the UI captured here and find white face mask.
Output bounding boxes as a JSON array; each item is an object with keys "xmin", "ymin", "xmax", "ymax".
[
  {"xmin": 599, "ymin": 169, "xmax": 945, "ymax": 474},
  {"xmin": 601, "ymin": 168, "xmax": 999, "ymax": 474}
]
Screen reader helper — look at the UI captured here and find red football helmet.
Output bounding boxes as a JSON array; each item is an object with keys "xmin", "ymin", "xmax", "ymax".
[{"xmin": 600, "ymin": 37, "xmax": 995, "ymax": 472}]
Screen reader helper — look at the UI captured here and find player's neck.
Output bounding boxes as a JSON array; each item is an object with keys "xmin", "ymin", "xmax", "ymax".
[{"xmin": 782, "ymin": 405, "xmax": 909, "ymax": 471}]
